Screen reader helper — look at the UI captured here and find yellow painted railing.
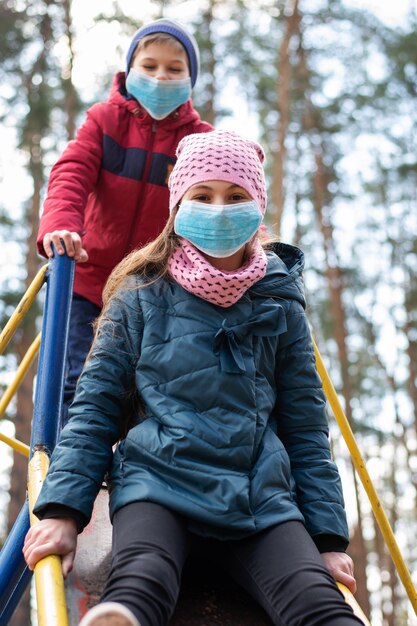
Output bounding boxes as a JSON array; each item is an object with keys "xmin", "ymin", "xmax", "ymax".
[
  {"xmin": 0, "ymin": 333, "xmax": 41, "ymax": 457},
  {"xmin": 313, "ymin": 337, "xmax": 417, "ymax": 615},
  {"xmin": 0, "ymin": 431, "xmax": 30, "ymax": 458},
  {"xmin": 0, "ymin": 266, "xmax": 47, "ymax": 457},
  {"xmin": 338, "ymin": 583, "xmax": 371, "ymax": 625},
  {"xmin": 0, "ymin": 265, "xmax": 48, "ymax": 355},
  {"xmin": 0, "ymin": 260, "xmax": 70, "ymax": 625},
  {"xmin": 28, "ymin": 450, "xmax": 69, "ymax": 626}
]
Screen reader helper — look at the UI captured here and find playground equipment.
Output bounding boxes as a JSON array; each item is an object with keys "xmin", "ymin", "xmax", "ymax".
[
  {"xmin": 0, "ymin": 252, "xmax": 415, "ymax": 624},
  {"xmin": 0, "ymin": 253, "xmax": 74, "ymax": 625}
]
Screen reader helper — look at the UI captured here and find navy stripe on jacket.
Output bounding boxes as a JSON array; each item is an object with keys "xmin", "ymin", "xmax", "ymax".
[
  {"xmin": 101, "ymin": 136, "xmax": 176, "ymax": 186},
  {"xmin": 148, "ymin": 153, "xmax": 177, "ymax": 186},
  {"xmin": 101, "ymin": 135, "xmax": 147, "ymax": 180}
]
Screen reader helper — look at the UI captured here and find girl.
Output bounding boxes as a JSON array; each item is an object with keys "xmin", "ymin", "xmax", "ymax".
[{"xmin": 24, "ymin": 130, "xmax": 363, "ymax": 626}]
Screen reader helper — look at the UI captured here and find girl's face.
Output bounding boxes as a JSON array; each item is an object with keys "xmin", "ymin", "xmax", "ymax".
[
  {"xmin": 181, "ymin": 180, "xmax": 254, "ymax": 271},
  {"xmin": 131, "ymin": 41, "xmax": 189, "ymax": 81}
]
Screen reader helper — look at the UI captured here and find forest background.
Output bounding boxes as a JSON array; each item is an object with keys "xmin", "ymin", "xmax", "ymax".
[{"xmin": 0, "ymin": 0, "xmax": 417, "ymax": 625}]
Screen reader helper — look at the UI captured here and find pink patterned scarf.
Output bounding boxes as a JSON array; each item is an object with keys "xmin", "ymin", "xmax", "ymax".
[{"xmin": 168, "ymin": 238, "xmax": 268, "ymax": 307}]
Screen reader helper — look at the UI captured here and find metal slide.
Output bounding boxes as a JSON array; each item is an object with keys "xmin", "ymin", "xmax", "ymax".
[{"xmin": 2, "ymin": 251, "xmax": 414, "ymax": 625}]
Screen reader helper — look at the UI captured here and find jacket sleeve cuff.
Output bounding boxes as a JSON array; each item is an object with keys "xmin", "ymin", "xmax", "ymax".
[
  {"xmin": 36, "ymin": 503, "xmax": 88, "ymax": 533},
  {"xmin": 312, "ymin": 533, "xmax": 349, "ymax": 553}
]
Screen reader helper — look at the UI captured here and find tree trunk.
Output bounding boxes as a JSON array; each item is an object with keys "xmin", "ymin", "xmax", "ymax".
[
  {"xmin": 6, "ymin": 4, "xmax": 53, "ymax": 621},
  {"xmin": 386, "ymin": 453, "xmax": 399, "ymax": 626},
  {"xmin": 270, "ymin": 0, "xmax": 299, "ymax": 237},
  {"xmin": 364, "ymin": 310, "xmax": 417, "ymax": 514},
  {"xmin": 63, "ymin": 0, "xmax": 77, "ymax": 141},
  {"xmin": 371, "ymin": 444, "xmax": 399, "ymax": 626},
  {"xmin": 200, "ymin": 0, "xmax": 217, "ymax": 127},
  {"xmin": 292, "ymin": 9, "xmax": 371, "ymax": 615},
  {"xmin": 371, "ymin": 514, "xmax": 392, "ymax": 626},
  {"xmin": 404, "ymin": 312, "xmax": 417, "ymax": 434},
  {"xmin": 310, "ymin": 148, "xmax": 371, "ymax": 618}
]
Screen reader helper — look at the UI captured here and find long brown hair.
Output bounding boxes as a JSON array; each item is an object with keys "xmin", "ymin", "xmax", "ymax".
[
  {"xmin": 91, "ymin": 211, "xmax": 179, "ymax": 433},
  {"xmin": 102, "ymin": 210, "xmax": 179, "ymax": 309}
]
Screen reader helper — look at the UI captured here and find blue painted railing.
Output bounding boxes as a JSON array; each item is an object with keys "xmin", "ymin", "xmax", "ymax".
[{"xmin": 0, "ymin": 251, "xmax": 74, "ymax": 625}]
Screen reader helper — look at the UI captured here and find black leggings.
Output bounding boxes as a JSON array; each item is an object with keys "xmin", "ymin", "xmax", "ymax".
[{"xmin": 101, "ymin": 502, "xmax": 363, "ymax": 626}]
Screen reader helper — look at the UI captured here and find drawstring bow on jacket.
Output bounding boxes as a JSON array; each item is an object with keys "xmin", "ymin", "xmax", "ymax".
[{"xmin": 213, "ymin": 302, "xmax": 287, "ymax": 374}]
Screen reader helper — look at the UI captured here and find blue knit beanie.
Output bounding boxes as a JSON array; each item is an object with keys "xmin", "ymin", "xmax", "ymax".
[{"xmin": 125, "ymin": 18, "xmax": 200, "ymax": 87}]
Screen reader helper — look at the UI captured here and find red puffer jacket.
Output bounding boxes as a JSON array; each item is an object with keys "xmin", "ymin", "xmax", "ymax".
[{"xmin": 37, "ymin": 72, "xmax": 213, "ymax": 306}]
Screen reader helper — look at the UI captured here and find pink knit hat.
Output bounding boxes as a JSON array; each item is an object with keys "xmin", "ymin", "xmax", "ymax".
[{"xmin": 168, "ymin": 130, "xmax": 267, "ymax": 214}]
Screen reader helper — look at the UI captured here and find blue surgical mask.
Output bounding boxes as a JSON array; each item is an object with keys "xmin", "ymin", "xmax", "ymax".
[
  {"xmin": 126, "ymin": 69, "xmax": 192, "ymax": 120},
  {"xmin": 174, "ymin": 200, "xmax": 262, "ymax": 258}
]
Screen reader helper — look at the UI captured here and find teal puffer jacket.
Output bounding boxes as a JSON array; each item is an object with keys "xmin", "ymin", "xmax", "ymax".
[{"xmin": 34, "ymin": 243, "xmax": 349, "ymax": 544}]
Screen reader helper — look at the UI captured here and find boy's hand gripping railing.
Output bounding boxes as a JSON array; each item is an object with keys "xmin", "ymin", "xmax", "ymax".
[
  {"xmin": 312, "ymin": 336, "xmax": 417, "ymax": 616},
  {"xmin": 0, "ymin": 251, "xmax": 74, "ymax": 625}
]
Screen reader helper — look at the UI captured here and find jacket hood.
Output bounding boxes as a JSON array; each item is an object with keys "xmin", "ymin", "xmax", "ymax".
[
  {"xmin": 251, "ymin": 242, "xmax": 306, "ymax": 307},
  {"xmin": 108, "ymin": 72, "xmax": 203, "ymax": 128}
]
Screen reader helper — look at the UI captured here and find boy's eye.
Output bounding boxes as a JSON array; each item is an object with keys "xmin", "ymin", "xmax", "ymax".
[
  {"xmin": 143, "ymin": 64, "xmax": 156, "ymax": 70},
  {"xmin": 169, "ymin": 68, "xmax": 182, "ymax": 73}
]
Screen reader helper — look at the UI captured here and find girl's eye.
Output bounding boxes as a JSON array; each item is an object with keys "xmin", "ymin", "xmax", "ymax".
[
  {"xmin": 170, "ymin": 68, "xmax": 182, "ymax": 73},
  {"xmin": 143, "ymin": 65, "xmax": 156, "ymax": 70},
  {"xmin": 193, "ymin": 194, "xmax": 211, "ymax": 202},
  {"xmin": 230, "ymin": 194, "xmax": 247, "ymax": 202}
]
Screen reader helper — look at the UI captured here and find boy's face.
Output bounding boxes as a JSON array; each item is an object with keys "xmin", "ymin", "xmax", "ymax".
[{"xmin": 131, "ymin": 41, "xmax": 189, "ymax": 81}]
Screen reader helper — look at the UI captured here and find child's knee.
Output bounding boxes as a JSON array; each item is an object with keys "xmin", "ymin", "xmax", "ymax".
[{"xmin": 119, "ymin": 549, "xmax": 181, "ymax": 602}]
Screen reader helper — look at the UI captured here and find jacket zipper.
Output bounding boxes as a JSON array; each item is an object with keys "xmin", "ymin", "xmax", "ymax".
[{"xmin": 125, "ymin": 118, "xmax": 157, "ymax": 253}]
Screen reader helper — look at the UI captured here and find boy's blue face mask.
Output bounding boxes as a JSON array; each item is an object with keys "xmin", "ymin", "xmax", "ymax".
[
  {"xmin": 174, "ymin": 200, "xmax": 262, "ymax": 258},
  {"xmin": 126, "ymin": 69, "xmax": 192, "ymax": 120}
]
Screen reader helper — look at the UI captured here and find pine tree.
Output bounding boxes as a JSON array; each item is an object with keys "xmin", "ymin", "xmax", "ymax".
[{"xmin": 0, "ymin": 1, "xmax": 79, "ymax": 622}]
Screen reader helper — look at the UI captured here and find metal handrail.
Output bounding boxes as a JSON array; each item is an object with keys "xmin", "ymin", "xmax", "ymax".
[
  {"xmin": 0, "ymin": 252, "xmax": 75, "ymax": 625},
  {"xmin": 0, "ymin": 333, "xmax": 41, "ymax": 457},
  {"xmin": 337, "ymin": 583, "xmax": 370, "ymax": 625},
  {"xmin": 28, "ymin": 251, "xmax": 75, "ymax": 626},
  {"xmin": 313, "ymin": 336, "xmax": 417, "ymax": 615},
  {"xmin": 28, "ymin": 451, "xmax": 69, "ymax": 626},
  {"xmin": 0, "ymin": 266, "xmax": 48, "ymax": 355}
]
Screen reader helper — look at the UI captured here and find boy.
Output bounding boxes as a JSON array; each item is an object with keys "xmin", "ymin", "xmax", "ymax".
[{"xmin": 37, "ymin": 19, "xmax": 213, "ymax": 422}]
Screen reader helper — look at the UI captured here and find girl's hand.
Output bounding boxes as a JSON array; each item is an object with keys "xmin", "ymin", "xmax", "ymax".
[
  {"xmin": 23, "ymin": 518, "xmax": 78, "ymax": 578},
  {"xmin": 43, "ymin": 230, "xmax": 88, "ymax": 263},
  {"xmin": 321, "ymin": 551, "xmax": 357, "ymax": 594}
]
